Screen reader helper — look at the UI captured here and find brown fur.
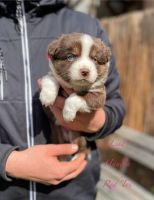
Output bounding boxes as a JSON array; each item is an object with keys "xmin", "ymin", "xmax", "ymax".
[
  {"xmin": 48, "ymin": 33, "xmax": 111, "ymax": 91},
  {"xmin": 48, "ymin": 33, "xmax": 82, "ymax": 59},
  {"xmin": 46, "ymin": 33, "xmax": 111, "ymax": 160},
  {"xmin": 80, "ymin": 87, "xmax": 106, "ymax": 110}
]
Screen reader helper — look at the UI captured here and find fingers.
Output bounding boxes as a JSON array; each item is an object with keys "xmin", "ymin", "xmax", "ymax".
[
  {"xmin": 61, "ymin": 159, "xmax": 87, "ymax": 182},
  {"xmin": 50, "ymin": 144, "xmax": 79, "ymax": 156},
  {"xmin": 53, "ymin": 153, "xmax": 87, "ymax": 185},
  {"xmin": 53, "ymin": 161, "xmax": 87, "ymax": 185},
  {"xmin": 60, "ymin": 153, "xmax": 86, "ymax": 176}
]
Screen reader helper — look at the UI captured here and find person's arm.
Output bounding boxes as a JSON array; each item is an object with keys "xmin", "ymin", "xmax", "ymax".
[
  {"xmin": 0, "ymin": 144, "xmax": 19, "ymax": 181},
  {"xmin": 5, "ymin": 144, "xmax": 87, "ymax": 185},
  {"xmin": 1, "ymin": 143, "xmax": 87, "ymax": 185}
]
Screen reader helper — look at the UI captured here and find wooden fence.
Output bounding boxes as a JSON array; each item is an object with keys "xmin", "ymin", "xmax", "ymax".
[
  {"xmin": 96, "ymin": 126, "xmax": 154, "ymax": 200},
  {"xmin": 101, "ymin": 8, "xmax": 154, "ymax": 135}
]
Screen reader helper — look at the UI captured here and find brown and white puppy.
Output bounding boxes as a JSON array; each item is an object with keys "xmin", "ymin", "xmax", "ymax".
[{"xmin": 40, "ymin": 33, "xmax": 111, "ymax": 160}]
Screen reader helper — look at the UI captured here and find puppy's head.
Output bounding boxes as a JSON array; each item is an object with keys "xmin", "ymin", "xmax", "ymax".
[{"xmin": 48, "ymin": 33, "xmax": 111, "ymax": 92}]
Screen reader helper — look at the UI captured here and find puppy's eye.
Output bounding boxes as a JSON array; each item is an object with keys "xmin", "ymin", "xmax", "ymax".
[
  {"xmin": 92, "ymin": 57, "xmax": 98, "ymax": 64},
  {"xmin": 67, "ymin": 54, "xmax": 76, "ymax": 62}
]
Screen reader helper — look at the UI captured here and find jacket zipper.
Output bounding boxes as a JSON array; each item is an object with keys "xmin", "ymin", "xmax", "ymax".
[
  {"xmin": 16, "ymin": 1, "xmax": 36, "ymax": 200},
  {"xmin": 0, "ymin": 48, "xmax": 7, "ymax": 100}
]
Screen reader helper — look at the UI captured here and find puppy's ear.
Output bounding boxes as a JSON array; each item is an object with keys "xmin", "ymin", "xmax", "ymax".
[
  {"xmin": 48, "ymin": 39, "xmax": 59, "ymax": 60},
  {"xmin": 48, "ymin": 34, "xmax": 67, "ymax": 59},
  {"xmin": 94, "ymin": 38, "xmax": 112, "ymax": 65},
  {"xmin": 95, "ymin": 45, "xmax": 111, "ymax": 65},
  {"xmin": 101, "ymin": 44, "xmax": 112, "ymax": 64}
]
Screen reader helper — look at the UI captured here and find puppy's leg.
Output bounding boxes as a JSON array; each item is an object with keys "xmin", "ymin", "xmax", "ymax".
[
  {"xmin": 40, "ymin": 73, "xmax": 59, "ymax": 106},
  {"xmin": 63, "ymin": 93, "xmax": 90, "ymax": 122}
]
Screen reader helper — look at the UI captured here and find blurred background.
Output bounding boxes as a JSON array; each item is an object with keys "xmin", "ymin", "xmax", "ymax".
[{"xmin": 67, "ymin": 0, "xmax": 154, "ymax": 199}]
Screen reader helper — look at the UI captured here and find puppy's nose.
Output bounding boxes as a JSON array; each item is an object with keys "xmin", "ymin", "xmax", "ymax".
[{"xmin": 80, "ymin": 68, "xmax": 89, "ymax": 77}]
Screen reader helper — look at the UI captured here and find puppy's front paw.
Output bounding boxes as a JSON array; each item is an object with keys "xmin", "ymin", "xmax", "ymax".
[
  {"xmin": 39, "ymin": 89, "xmax": 56, "ymax": 107},
  {"xmin": 63, "ymin": 106, "xmax": 76, "ymax": 122}
]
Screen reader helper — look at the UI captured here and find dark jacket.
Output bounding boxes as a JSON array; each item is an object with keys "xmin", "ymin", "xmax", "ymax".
[{"xmin": 0, "ymin": 0, "xmax": 125, "ymax": 199}]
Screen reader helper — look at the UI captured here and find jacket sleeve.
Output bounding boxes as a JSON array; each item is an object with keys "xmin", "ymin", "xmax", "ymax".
[
  {"xmin": 0, "ymin": 144, "xmax": 19, "ymax": 181},
  {"xmin": 85, "ymin": 20, "xmax": 126, "ymax": 141}
]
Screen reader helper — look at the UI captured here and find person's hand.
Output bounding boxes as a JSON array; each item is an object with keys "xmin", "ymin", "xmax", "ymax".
[
  {"xmin": 38, "ymin": 79, "xmax": 106, "ymax": 133},
  {"xmin": 5, "ymin": 144, "xmax": 87, "ymax": 185},
  {"xmin": 50, "ymin": 96, "xmax": 106, "ymax": 133}
]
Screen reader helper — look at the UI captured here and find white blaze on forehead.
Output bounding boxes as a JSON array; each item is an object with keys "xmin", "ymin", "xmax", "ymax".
[
  {"xmin": 80, "ymin": 34, "xmax": 94, "ymax": 57},
  {"xmin": 69, "ymin": 34, "xmax": 98, "ymax": 83}
]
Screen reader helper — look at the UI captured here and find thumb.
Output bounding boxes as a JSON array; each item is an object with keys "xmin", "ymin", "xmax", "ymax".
[{"xmin": 49, "ymin": 144, "xmax": 79, "ymax": 156}]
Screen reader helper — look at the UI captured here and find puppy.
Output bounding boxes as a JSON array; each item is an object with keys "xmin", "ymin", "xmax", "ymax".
[{"xmin": 40, "ymin": 33, "xmax": 111, "ymax": 160}]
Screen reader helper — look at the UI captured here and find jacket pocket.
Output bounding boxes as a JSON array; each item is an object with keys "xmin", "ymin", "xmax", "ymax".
[{"xmin": 0, "ymin": 48, "xmax": 7, "ymax": 101}]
